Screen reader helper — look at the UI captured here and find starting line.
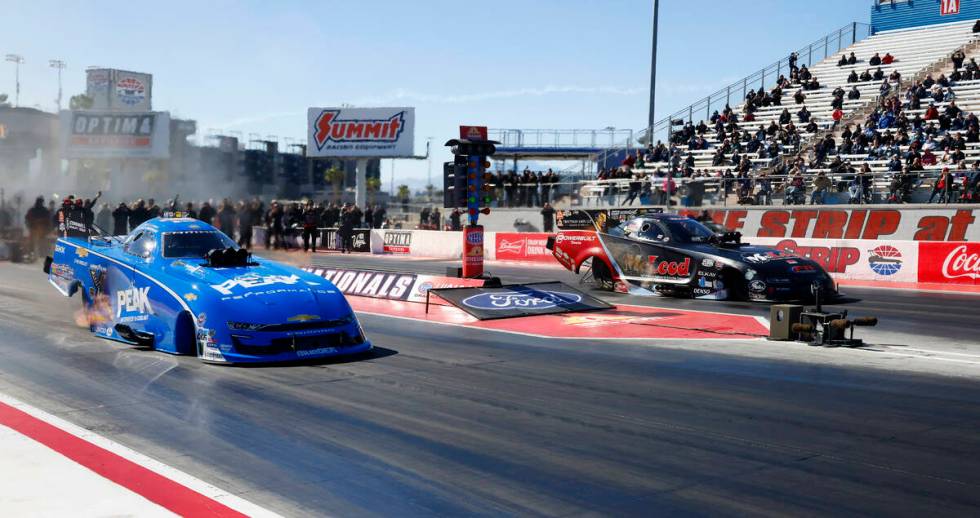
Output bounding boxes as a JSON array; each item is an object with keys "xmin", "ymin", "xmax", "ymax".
[{"xmin": 348, "ymin": 296, "xmax": 769, "ymax": 341}]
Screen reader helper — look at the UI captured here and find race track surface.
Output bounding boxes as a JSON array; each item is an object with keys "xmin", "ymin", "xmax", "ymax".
[{"xmin": 1, "ymin": 258, "xmax": 980, "ymax": 516}]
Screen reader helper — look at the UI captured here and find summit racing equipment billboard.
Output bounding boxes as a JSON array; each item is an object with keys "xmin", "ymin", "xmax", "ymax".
[
  {"xmin": 307, "ymin": 107, "xmax": 415, "ymax": 158},
  {"xmin": 59, "ymin": 111, "xmax": 170, "ymax": 159}
]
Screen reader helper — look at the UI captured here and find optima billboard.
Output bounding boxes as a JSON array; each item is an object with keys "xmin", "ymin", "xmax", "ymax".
[
  {"xmin": 59, "ymin": 111, "xmax": 170, "ymax": 159},
  {"xmin": 307, "ymin": 107, "xmax": 415, "ymax": 158}
]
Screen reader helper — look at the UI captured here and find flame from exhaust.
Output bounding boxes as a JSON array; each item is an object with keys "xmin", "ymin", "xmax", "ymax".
[{"xmin": 75, "ymin": 294, "xmax": 113, "ymax": 328}]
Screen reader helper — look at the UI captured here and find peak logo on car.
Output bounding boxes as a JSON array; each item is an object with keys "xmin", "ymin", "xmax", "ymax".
[
  {"xmin": 210, "ymin": 273, "xmax": 302, "ymax": 295},
  {"xmin": 646, "ymin": 256, "xmax": 691, "ymax": 277},
  {"xmin": 313, "ymin": 110, "xmax": 405, "ymax": 150},
  {"xmin": 462, "ymin": 290, "xmax": 583, "ymax": 311},
  {"xmin": 116, "ymin": 286, "xmax": 153, "ymax": 318}
]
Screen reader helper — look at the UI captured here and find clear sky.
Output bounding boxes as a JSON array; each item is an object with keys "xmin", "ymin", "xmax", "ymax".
[{"xmin": 1, "ymin": 0, "xmax": 870, "ymax": 189}]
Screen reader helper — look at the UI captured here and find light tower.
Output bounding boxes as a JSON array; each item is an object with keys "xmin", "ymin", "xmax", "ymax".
[
  {"xmin": 49, "ymin": 59, "xmax": 66, "ymax": 111},
  {"xmin": 5, "ymin": 54, "xmax": 24, "ymax": 107}
]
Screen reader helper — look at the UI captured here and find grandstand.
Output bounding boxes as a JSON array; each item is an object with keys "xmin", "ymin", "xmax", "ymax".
[{"xmin": 579, "ymin": 19, "xmax": 980, "ymax": 208}]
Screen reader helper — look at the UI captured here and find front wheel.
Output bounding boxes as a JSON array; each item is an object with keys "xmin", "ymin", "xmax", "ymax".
[{"xmin": 722, "ymin": 269, "xmax": 747, "ymax": 301}]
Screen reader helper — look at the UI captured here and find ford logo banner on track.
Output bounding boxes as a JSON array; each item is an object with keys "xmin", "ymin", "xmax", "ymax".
[{"xmin": 429, "ymin": 282, "xmax": 612, "ymax": 320}]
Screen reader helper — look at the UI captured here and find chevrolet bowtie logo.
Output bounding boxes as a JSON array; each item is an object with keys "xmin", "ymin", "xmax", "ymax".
[{"xmin": 287, "ymin": 314, "xmax": 319, "ymax": 322}]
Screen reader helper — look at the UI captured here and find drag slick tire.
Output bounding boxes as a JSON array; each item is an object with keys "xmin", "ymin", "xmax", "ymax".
[{"xmin": 589, "ymin": 258, "xmax": 616, "ymax": 291}]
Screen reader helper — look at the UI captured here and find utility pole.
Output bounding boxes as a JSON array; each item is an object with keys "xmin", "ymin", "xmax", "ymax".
[
  {"xmin": 49, "ymin": 59, "xmax": 66, "ymax": 111},
  {"xmin": 647, "ymin": 0, "xmax": 659, "ymax": 131},
  {"xmin": 5, "ymin": 54, "xmax": 24, "ymax": 107}
]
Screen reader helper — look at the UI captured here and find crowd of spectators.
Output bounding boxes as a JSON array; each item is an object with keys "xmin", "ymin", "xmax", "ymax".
[
  {"xmin": 15, "ymin": 194, "xmax": 395, "ymax": 257},
  {"xmin": 491, "ymin": 168, "xmax": 561, "ymax": 208},
  {"xmin": 599, "ymin": 43, "xmax": 980, "ymax": 206}
]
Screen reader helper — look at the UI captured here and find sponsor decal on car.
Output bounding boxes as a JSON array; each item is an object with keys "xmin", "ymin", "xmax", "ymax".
[
  {"xmin": 646, "ymin": 256, "xmax": 691, "ymax": 277},
  {"xmin": 462, "ymin": 289, "xmax": 583, "ymax": 311},
  {"xmin": 115, "ymin": 286, "xmax": 153, "ymax": 318},
  {"xmin": 210, "ymin": 273, "xmax": 302, "ymax": 295}
]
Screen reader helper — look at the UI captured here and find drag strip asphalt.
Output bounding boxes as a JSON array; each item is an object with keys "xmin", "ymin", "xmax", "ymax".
[{"xmin": 1, "ymin": 260, "xmax": 980, "ymax": 515}]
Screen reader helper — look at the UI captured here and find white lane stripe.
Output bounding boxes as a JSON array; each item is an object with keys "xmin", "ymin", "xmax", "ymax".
[{"xmin": 0, "ymin": 392, "xmax": 279, "ymax": 517}]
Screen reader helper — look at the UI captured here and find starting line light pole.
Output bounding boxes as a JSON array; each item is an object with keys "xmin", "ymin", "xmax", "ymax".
[{"xmin": 446, "ymin": 125, "xmax": 498, "ymax": 278}]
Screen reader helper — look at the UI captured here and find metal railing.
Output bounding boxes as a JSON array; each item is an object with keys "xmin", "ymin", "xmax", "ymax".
[{"xmin": 489, "ymin": 128, "xmax": 636, "ymax": 149}]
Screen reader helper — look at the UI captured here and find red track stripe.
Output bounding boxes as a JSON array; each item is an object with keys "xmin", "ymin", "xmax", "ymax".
[{"xmin": 0, "ymin": 400, "xmax": 248, "ymax": 517}]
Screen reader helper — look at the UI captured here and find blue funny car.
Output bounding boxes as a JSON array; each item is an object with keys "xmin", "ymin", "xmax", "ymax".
[{"xmin": 44, "ymin": 214, "xmax": 371, "ymax": 364}]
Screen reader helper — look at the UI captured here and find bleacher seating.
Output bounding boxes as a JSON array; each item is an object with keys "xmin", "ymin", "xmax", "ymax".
[{"xmin": 581, "ymin": 20, "xmax": 980, "ymax": 207}]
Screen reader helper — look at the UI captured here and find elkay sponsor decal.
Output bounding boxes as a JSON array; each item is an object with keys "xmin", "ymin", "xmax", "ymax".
[
  {"xmin": 210, "ymin": 273, "xmax": 302, "ymax": 295},
  {"xmin": 462, "ymin": 289, "xmax": 583, "ymax": 311}
]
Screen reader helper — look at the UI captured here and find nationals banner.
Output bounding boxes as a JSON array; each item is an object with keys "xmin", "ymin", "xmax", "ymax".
[
  {"xmin": 307, "ymin": 107, "xmax": 415, "ymax": 158},
  {"xmin": 302, "ymin": 267, "xmax": 483, "ymax": 303}
]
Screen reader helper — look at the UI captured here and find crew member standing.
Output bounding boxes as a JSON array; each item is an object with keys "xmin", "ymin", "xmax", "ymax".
[
  {"xmin": 339, "ymin": 204, "xmax": 355, "ymax": 253},
  {"xmin": 301, "ymin": 201, "xmax": 321, "ymax": 253},
  {"xmin": 24, "ymin": 196, "xmax": 51, "ymax": 258},
  {"xmin": 111, "ymin": 202, "xmax": 130, "ymax": 236},
  {"xmin": 541, "ymin": 203, "xmax": 556, "ymax": 233}
]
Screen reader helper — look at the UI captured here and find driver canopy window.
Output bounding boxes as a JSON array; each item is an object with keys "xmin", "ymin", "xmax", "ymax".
[
  {"xmin": 637, "ymin": 221, "xmax": 669, "ymax": 242},
  {"xmin": 124, "ymin": 231, "xmax": 157, "ymax": 258}
]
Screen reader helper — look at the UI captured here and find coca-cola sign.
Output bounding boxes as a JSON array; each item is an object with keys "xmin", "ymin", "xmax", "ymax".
[{"xmin": 918, "ymin": 242, "xmax": 980, "ymax": 284}]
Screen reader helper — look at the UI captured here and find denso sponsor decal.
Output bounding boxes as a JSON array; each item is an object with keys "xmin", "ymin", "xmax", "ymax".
[
  {"xmin": 116, "ymin": 286, "xmax": 152, "ymax": 318},
  {"xmin": 211, "ymin": 273, "xmax": 302, "ymax": 295},
  {"xmin": 919, "ymin": 242, "xmax": 980, "ymax": 284},
  {"xmin": 462, "ymin": 289, "xmax": 583, "ymax": 311},
  {"xmin": 646, "ymin": 256, "xmax": 691, "ymax": 277},
  {"xmin": 313, "ymin": 110, "xmax": 405, "ymax": 150}
]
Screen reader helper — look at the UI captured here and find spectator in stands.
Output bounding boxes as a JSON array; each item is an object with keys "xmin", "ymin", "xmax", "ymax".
[
  {"xmin": 847, "ymin": 70, "xmax": 859, "ymax": 83},
  {"xmin": 952, "ymin": 49, "xmax": 966, "ymax": 69},
  {"xmin": 799, "ymin": 65, "xmax": 812, "ymax": 81},
  {"xmin": 869, "ymin": 52, "xmax": 882, "ymax": 67},
  {"xmin": 938, "ymin": 73, "xmax": 950, "ymax": 88},
  {"xmin": 882, "ymin": 53, "xmax": 894, "ymax": 65},
  {"xmin": 832, "ymin": 107, "xmax": 845, "ymax": 128},
  {"xmin": 859, "ymin": 69, "xmax": 873, "ymax": 82},
  {"xmin": 967, "ymin": 58, "xmax": 979, "ymax": 74},
  {"xmin": 889, "ymin": 69, "xmax": 902, "ymax": 82},
  {"xmin": 929, "ymin": 167, "xmax": 954, "ymax": 203},
  {"xmin": 623, "ymin": 173, "xmax": 642, "ymax": 205},
  {"xmin": 793, "ymin": 89, "xmax": 806, "ymax": 104},
  {"xmin": 946, "ymin": 100, "xmax": 962, "ymax": 118},
  {"xmin": 974, "ymin": 19, "xmax": 980, "ymax": 33},
  {"xmin": 837, "ymin": 54, "xmax": 849, "ymax": 67},
  {"xmin": 831, "ymin": 93, "xmax": 844, "ymax": 110},
  {"xmin": 847, "ymin": 52, "xmax": 857, "ymax": 65},
  {"xmin": 925, "ymin": 102, "xmax": 940, "ymax": 121},
  {"xmin": 778, "ymin": 108, "xmax": 792, "ymax": 125},
  {"xmin": 873, "ymin": 67, "xmax": 884, "ymax": 81},
  {"xmin": 789, "ymin": 52, "xmax": 799, "ymax": 73},
  {"xmin": 848, "ymin": 85, "xmax": 861, "ymax": 100},
  {"xmin": 797, "ymin": 106, "xmax": 811, "ymax": 123}
]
